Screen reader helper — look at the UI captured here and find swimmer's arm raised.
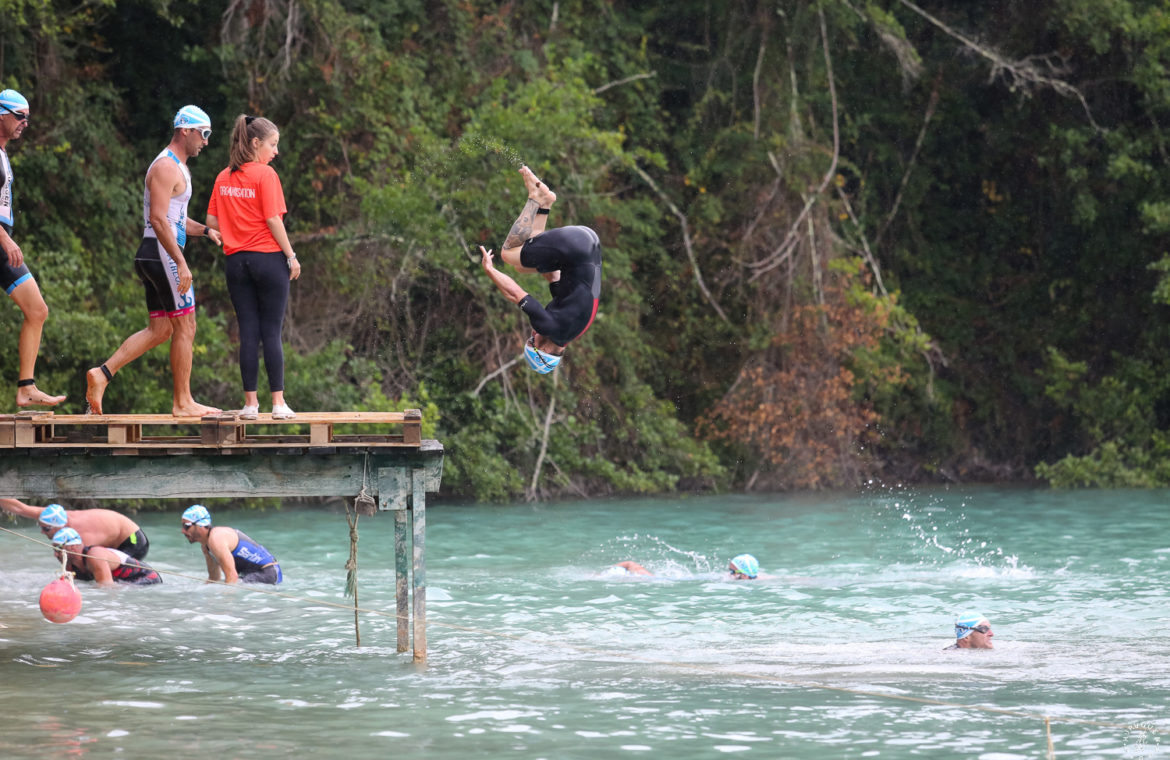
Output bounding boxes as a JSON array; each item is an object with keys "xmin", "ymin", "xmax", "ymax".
[{"xmin": 0, "ymin": 498, "xmax": 41, "ymax": 520}]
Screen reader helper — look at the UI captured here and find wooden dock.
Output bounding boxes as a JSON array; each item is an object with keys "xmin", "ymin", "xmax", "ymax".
[
  {"xmin": 0, "ymin": 409, "xmax": 442, "ymax": 662},
  {"xmin": 0, "ymin": 410, "xmax": 422, "ymax": 451}
]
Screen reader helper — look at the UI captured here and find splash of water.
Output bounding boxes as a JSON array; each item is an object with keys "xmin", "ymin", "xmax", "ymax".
[{"xmin": 406, "ymin": 134, "xmax": 527, "ymax": 185}]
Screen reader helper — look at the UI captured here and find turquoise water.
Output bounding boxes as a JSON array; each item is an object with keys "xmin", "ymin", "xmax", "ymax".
[{"xmin": 0, "ymin": 487, "xmax": 1167, "ymax": 759}]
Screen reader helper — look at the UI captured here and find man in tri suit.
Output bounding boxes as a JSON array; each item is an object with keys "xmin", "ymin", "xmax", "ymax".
[
  {"xmin": 479, "ymin": 165, "xmax": 602, "ymax": 374},
  {"xmin": 180, "ymin": 504, "xmax": 283, "ymax": 584},
  {"xmin": 85, "ymin": 105, "xmax": 222, "ymax": 417},
  {"xmin": 0, "ymin": 88, "xmax": 65, "ymax": 408}
]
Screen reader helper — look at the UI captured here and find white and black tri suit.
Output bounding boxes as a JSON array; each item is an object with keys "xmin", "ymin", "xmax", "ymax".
[
  {"xmin": 136, "ymin": 149, "xmax": 195, "ymax": 318},
  {"xmin": 0, "ymin": 147, "xmax": 33, "ymax": 295}
]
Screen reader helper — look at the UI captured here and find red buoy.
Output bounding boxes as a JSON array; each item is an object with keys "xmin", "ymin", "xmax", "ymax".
[{"xmin": 40, "ymin": 576, "xmax": 82, "ymax": 624}]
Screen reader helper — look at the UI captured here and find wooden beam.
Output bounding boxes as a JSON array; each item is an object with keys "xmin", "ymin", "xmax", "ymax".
[
  {"xmin": 4, "ymin": 411, "xmax": 425, "ymax": 451},
  {"xmin": 0, "ymin": 443, "xmax": 443, "ymax": 501}
]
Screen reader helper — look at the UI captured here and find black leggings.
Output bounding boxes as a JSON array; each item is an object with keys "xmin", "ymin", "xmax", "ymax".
[{"xmin": 225, "ymin": 251, "xmax": 289, "ymax": 393}]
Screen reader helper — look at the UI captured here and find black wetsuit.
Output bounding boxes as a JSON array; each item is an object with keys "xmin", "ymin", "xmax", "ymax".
[
  {"xmin": 517, "ymin": 226, "xmax": 602, "ymax": 346},
  {"xmin": 116, "ymin": 529, "xmax": 150, "ymax": 561}
]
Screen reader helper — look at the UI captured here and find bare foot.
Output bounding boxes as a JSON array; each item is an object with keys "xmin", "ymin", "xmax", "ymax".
[
  {"xmin": 85, "ymin": 367, "xmax": 108, "ymax": 415},
  {"xmin": 532, "ymin": 184, "xmax": 557, "ymax": 207},
  {"xmin": 519, "ymin": 166, "xmax": 556, "ymax": 207},
  {"xmin": 173, "ymin": 401, "xmax": 222, "ymax": 417},
  {"xmin": 16, "ymin": 385, "xmax": 66, "ymax": 408}
]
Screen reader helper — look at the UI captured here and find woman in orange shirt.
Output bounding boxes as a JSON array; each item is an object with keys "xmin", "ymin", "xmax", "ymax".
[{"xmin": 206, "ymin": 115, "xmax": 301, "ymax": 419}]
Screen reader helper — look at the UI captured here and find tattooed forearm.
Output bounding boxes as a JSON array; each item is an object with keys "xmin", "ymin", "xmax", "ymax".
[{"xmin": 503, "ymin": 199, "xmax": 540, "ymax": 249}]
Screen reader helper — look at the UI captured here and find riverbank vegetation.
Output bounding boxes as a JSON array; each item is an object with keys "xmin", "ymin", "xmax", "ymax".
[{"xmin": 4, "ymin": 0, "xmax": 1169, "ymax": 497}]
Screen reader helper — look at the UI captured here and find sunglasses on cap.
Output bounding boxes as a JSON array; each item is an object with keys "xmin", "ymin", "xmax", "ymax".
[{"xmin": 1, "ymin": 104, "xmax": 28, "ymax": 122}]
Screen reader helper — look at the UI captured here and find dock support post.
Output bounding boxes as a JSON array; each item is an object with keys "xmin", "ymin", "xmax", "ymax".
[
  {"xmin": 395, "ymin": 510, "xmax": 409, "ymax": 653},
  {"xmin": 411, "ymin": 465, "xmax": 427, "ymax": 663}
]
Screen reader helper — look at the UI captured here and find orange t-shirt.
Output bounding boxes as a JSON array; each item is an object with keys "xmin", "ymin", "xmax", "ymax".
[{"xmin": 207, "ymin": 162, "xmax": 287, "ymax": 255}]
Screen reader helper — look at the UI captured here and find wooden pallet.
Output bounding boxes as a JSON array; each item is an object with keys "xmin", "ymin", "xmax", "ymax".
[{"xmin": 0, "ymin": 409, "xmax": 423, "ymax": 451}]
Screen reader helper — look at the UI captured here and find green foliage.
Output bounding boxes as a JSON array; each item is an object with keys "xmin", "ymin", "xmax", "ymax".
[
  {"xmin": 1035, "ymin": 348, "xmax": 1170, "ymax": 486},
  {"xmin": 15, "ymin": 0, "xmax": 1170, "ymax": 498},
  {"xmin": 1036, "ymin": 438, "xmax": 1170, "ymax": 488}
]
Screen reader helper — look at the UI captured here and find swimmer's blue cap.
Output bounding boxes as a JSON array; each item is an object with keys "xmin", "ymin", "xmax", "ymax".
[
  {"xmin": 523, "ymin": 338, "xmax": 562, "ymax": 374},
  {"xmin": 182, "ymin": 504, "xmax": 211, "ymax": 527},
  {"xmin": 51, "ymin": 527, "xmax": 82, "ymax": 547},
  {"xmin": 955, "ymin": 611, "xmax": 990, "ymax": 639},
  {"xmin": 39, "ymin": 504, "xmax": 68, "ymax": 529},
  {"xmin": 730, "ymin": 553, "xmax": 759, "ymax": 579},
  {"xmin": 0, "ymin": 89, "xmax": 29, "ymax": 112},
  {"xmin": 173, "ymin": 105, "xmax": 211, "ymax": 130}
]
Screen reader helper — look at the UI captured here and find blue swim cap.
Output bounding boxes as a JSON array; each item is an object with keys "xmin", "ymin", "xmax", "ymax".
[
  {"xmin": 955, "ymin": 611, "xmax": 990, "ymax": 639},
  {"xmin": 182, "ymin": 504, "xmax": 211, "ymax": 527},
  {"xmin": 174, "ymin": 105, "xmax": 211, "ymax": 130},
  {"xmin": 523, "ymin": 338, "xmax": 562, "ymax": 374},
  {"xmin": 39, "ymin": 504, "xmax": 68, "ymax": 529},
  {"xmin": 51, "ymin": 527, "xmax": 82, "ymax": 547},
  {"xmin": 730, "ymin": 553, "xmax": 759, "ymax": 579},
  {"xmin": 0, "ymin": 89, "xmax": 29, "ymax": 112}
]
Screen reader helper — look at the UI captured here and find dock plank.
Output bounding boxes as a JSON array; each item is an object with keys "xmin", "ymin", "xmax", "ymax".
[{"xmin": 2, "ymin": 410, "xmax": 424, "ymax": 451}]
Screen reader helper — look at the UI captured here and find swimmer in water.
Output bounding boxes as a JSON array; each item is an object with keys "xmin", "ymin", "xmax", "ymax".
[
  {"xmin": 945, "ymin": 611, "xmax": 994, "ymax": 650},
  {"xmin": 180, "ymin": 504, "xmax": 282, "ymax": 584},
  {"xmin": 727, "ymin": 553, "xmax": 760, "ymax": 580},
  {"xmin": 604, "ymin": 554, "xmax": 763, "ymax": 579},
  {"xmin": 610, "ymin": 561, "xmax": 652, "ymax": 576},
  {"xmin": 1, "ymin": 498, "xmax": 150, "ymax": 560},
  {"xmin": 50, "ymin": 528, "xmax": 161, "ymax": 586}
]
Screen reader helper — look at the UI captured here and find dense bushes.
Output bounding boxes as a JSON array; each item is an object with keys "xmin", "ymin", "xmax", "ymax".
[{"xmin": 5, "ymin": 1, "xmax": 1170, "ymax": 496}]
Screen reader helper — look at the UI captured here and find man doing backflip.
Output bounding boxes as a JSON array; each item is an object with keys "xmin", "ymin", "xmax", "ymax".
[
  {"xmin": 85, "ymin": 105, "xmax": 222, "ymax": 416},
  {"xmin": 480, "ymin": 166, "xmax": 602, "ymax": 373},
  {"xmin": 0, "ymin": 88, "xmax": 65, "ymax": 408}
]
